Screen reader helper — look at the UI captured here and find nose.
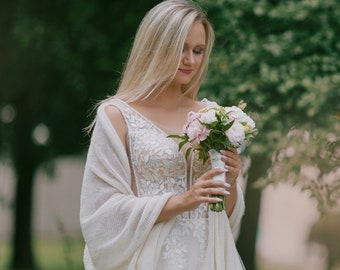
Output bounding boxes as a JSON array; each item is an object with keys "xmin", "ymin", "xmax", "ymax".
[{"xmin": 183, "ymin": 51, "xmax": 195, "ymax": 65}]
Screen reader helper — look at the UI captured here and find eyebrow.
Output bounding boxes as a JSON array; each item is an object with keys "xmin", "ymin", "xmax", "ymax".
[{"xmin": 184, "ymin": 43, "xmax": 206, "ymax": 47}]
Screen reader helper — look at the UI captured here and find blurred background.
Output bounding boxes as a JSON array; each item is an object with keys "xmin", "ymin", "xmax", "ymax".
[{"xmin": 0, "ymin": 0, "xmax": 339, "ymax": 269}]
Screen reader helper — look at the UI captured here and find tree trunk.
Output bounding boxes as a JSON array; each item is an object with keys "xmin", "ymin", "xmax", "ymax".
[
  {"xmin": 11, "ymin": 160, "xmax": 38, "ymax": 270},
  {"xmin": 9, "ymin": 107, "xmax": 39, "ymax": 270},
  {"xmin": 237, "ymin": 153, "xmax": 271, "ymax": 270}
]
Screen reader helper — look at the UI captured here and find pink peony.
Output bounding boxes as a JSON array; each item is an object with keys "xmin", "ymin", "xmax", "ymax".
[{"xmin": 186, "ymin": 118, "xmax": 211, "ymax": 145}]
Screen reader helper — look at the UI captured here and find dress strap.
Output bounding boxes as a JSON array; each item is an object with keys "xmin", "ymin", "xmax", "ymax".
[{"xmin": 104, "ymin": 98, "xmax": 131, "ymax": 114}]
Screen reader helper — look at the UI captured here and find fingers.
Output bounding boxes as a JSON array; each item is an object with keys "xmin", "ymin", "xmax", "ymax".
[
  {"xmin": 199, "ymin": 179, "xmax": 230, "ymax": 190},
  {"xmin": 200, "ymin": 186, "xmax": 230, "ymax": 197},
  {"xmin": 186, "ymin": 169, "xmax": 230, "ymax": 207},
  {"xmin": 195, "ymin": 172, "xmax": 229, "ymax": 194},
  {"xmin": 220, "ymin": 148, "xmax": 240, "ymax": 183},
  {"xmin": 220, "ymin": 148, "xmax": 239, "ymax": 164},
  {"xmin": 188, "ymin": 152, "xmax": 240, "ymax": 209},
  {"xmin": 200, "ymin": 182, "xmax": 230, "ymax": 205},
  {"xmin": 200, "ymin": 167, "xmax": 228, "ymax": 180}
]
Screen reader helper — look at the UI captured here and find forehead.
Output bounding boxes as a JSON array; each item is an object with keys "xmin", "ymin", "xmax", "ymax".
[{"xmin": 185, "ymin": 21, "xmax": 206, "ymax": 45}]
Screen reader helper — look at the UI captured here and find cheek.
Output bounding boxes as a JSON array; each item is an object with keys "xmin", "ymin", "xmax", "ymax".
[
  {"xmin": 196, "ymin": 55, "xmax": 204, "ymax": 67},
  {"xmin": 194, "ymin": 56, "xmax": 204, "ymax": 74}
]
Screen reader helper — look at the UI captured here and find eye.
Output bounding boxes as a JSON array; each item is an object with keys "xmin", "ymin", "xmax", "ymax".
[{"xmin": 193, "ymin": 48, "xmax": 204, "ymax": 55}]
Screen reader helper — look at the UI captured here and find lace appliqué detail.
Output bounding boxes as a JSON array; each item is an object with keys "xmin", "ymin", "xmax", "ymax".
[
  {"xmin": 120, "ymin": 104, "xmax": 187, "ymax": 197},
  {"xmin": 160, "ymin": 157, "xmax": 211, "ymax": 269},
  {"xmin": 162, "ymin": 218, "xmax": 208, "ymax": 269}
]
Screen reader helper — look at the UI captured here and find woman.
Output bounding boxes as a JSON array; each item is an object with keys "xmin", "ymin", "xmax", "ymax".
[{"xmin": 80, "ymin": 0, "xmax": 245, "ymax": 269}]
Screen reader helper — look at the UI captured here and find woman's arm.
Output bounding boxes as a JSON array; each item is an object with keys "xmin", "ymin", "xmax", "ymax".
[{"xmin": 155, "ymin": 167, "xmax": 230, "ymax": 223}]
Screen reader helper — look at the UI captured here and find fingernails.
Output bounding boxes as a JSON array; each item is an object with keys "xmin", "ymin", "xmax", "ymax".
[
  {"xmin": 224, "ymin": 182, "xmax": 231, "ymax": 188},
  {"xmin": 225, "ymin": 165, "xmax": 229, "ymax": 171},
  {"xmin": 220, "ymin": 150, "xmax": 227, "ymax": 154},
  {"xmin": 224, "ymin": 190, "xmax": 230, "ymax": 195},
  {"xmin": 216, "ymin": 198, "xmax": 223, "ymax": 202},
  {"xmin": 219, "ymin": 168, "xmax": 228, "ymax": 172}
]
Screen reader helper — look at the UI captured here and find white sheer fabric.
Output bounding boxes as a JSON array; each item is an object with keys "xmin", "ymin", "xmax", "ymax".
[{"xmin": 80, "ymin": 98, "xmax": 245, "ymax": 270}]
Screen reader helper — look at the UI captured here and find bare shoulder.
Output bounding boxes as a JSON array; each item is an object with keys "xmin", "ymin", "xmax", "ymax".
[{"xmin": 104, "ymin": 105, "xmax": 127, "ymax": 149}]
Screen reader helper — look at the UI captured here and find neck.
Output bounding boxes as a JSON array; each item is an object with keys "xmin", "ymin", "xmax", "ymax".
[{"xmin": 138, "ymin": 84, "xmax": 194, "ymax": 110}]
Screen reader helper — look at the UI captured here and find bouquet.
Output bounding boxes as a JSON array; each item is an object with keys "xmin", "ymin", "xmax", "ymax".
[{"xmin": 168, "ymin": 101, "xmax": 257, "ymax": 212}]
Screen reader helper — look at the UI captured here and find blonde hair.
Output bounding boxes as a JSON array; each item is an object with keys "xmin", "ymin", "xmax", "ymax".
[{"xmin": 113, "ymin": 0, "xmax": 214, "ymax": 102}]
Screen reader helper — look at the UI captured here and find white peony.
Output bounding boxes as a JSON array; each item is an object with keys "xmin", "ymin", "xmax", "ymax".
[
  {"xmin": 199, "ymin": 110, "xmax": 217, "ymax": 124},
  {"xmin": 225, "ymin": 120, "xmax": 245, "ymax": 148},
  {"xmin": 225, "ymin": 106, "xmax": 255, "ymax": 130}
]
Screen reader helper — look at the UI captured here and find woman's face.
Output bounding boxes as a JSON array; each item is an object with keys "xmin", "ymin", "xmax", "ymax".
[{"xmin": 172, "ymin": 21, "xmax": 206, "ymax": 87}]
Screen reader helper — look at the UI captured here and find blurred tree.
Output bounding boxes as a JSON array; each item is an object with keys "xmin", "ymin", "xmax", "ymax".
[
  {"xmin": 196, "ymin": 0, "xmax": 340, "ymax": 269},
  {"xmin": 308, "ymin": 211, "xmax": 340, "ymax": 269},
  {"xmin": 0, "ymin": 0, "xmax": 160, "ymax": 269},
  {"xmin": 2, "ymin": 0, "xmax": 339, "ymax": 269}
]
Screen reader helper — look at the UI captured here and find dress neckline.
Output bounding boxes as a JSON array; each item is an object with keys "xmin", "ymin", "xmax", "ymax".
[{"xmin": 113, "ymin": 98, "xmax": 208, "ymax": 138}]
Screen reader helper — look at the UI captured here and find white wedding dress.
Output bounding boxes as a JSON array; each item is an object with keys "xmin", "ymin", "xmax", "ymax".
[{"xmin": 80, "ymin": 98, "xmax": 245, "ymax": 270}]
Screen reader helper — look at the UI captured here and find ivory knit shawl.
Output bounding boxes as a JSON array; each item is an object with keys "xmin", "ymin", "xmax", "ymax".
[{"xmin": 80, "ymin": 100, "xmax": 245, "ymax": 270}]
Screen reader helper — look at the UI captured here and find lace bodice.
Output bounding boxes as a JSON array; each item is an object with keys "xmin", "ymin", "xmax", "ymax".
[{"xmin": 110, "ymin": 99, "xmax": 211, "ymax": 269}]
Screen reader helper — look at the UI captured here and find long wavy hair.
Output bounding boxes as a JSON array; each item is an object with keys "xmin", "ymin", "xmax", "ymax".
[{"xmin": 113, "ymin": 0, "xmax": 215, "ymax": 102}]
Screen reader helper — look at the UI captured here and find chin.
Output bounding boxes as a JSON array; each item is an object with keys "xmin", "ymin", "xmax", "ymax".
[{"xmin": 178, "ymin": 77, "xmax": 194, "ymax": 85}]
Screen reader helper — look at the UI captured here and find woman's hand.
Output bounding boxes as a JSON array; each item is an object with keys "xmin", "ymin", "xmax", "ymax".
[
  {"xmin": 155, "ymin": 168, "xmax": 229, "ymax": 223},
  {"xmin": 183, "ymin": 168, "xmax": 230, "ymax": 211},
  {"xmin": 220, "ymin": 148, "xmax": 240, "ymax": 187},
  {"xmin": 156, "ymin": 149, "xmax": 241, "ymax": 223},
  {"xmin": 220, "ymin": 147, "xmax": 240, "ymax": 216}
]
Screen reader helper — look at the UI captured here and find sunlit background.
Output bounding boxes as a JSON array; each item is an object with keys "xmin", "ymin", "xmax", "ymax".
[{"xmin": 1, "ymin": 0, "xmax": 339, "ymax": 270}]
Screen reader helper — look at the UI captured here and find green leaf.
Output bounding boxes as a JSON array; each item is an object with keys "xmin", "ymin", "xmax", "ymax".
[
  {"xmin": 167, "ymin": 134, "xmax": 186, "ymax": 140},
  {"xmin": 179, "ymin": 140, "xmax": 188, "ymax": 151},
  {"xmin": 185, "ymin": 147, "xmax": 192, "ymax": 159}
]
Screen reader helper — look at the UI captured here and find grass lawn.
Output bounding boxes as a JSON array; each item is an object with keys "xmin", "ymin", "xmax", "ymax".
[
  {"xmin": 0, "ymin": 238, "xmax": 305, "ymax": 270},
  {"xmin": 257, "ymin": 259, "xmax": 302, "ymax": 270},
  {"xmin": 0, "ymin": 237, "xmax": 84, "ymax": 270}
]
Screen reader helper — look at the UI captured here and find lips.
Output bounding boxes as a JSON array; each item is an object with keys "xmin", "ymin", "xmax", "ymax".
[{"xmin": 179, "ymin": 68, "xmax": 193, "ymax": 74}]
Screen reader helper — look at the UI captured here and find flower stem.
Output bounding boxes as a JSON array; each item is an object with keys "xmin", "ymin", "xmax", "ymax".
[{"xmin": 209, "ymin": 195, "xmax": 226, "ymax": 212}]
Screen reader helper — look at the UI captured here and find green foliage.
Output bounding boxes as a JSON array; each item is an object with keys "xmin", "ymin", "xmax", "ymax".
[
  {"xmin": 0, "ymin": 0, "xmax": 160, "ymax": 159},
  {"xmin": 0, "ymin": 1, "xmax": 160, "ymax": 269},
  {"xmin": 196, "ymin": 0, "xmax": 340, "ymax": 214},
  {"xmin": 260, "ymin": 128, "xmax": 340, "ymax": 215}
]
